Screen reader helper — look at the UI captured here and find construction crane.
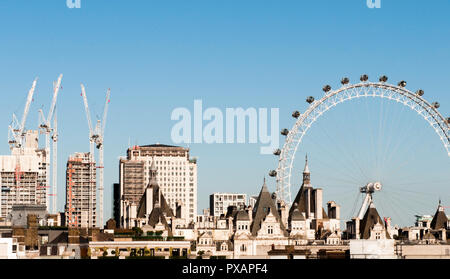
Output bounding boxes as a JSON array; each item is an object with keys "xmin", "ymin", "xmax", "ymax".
[
  {"xmin": 8, "ymin": 78, "xmax": 38, "ymax": 206},
  {"xmin": 80, "ymin": 84, "xmax": 111, "ymax": 228},
  {"xmin": 38, "ymin": 74, "xmax": 63, "ymax": 213},
  {"xmin": 8, "ymin": 78, "xmax": 38, "ymax": 149},
  {"xmin": 81, "ymin": 83, "xmax": 95, "ymax": 228}
]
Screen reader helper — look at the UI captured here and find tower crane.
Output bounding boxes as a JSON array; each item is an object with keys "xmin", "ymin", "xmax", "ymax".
[
  {"xmin": 38, "ymin": 74, "xmax": 63, "ymax": 213},
  {"xmin": 80, "ymin": 84, "xmax": 111, "ymax": 228},
  {"xmin": 80, "ymin": 83, "xmax": 95, "ymax": 228},
  {"xmin": 8, "ymin": 78, "xmax": 38, "ymax": 205}
]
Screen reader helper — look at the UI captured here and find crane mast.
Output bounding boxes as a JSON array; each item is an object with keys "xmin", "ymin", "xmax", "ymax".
[
  {"xmin": 8, "ymin": 78, "xmax": 38, "ymax": 207},
  {"xmin": 97, "ymin": 88, "xmax": 111, "ymax": 228},
  {"xmin": 52, "ymin": 112, "xmax": 58, "ymax": 214},
  {"xmin": 38, "ymin": 74, "xmax": 62, "ymax": 213}
]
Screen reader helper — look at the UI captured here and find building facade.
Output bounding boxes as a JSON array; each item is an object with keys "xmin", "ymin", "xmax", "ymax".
[
  {"xmin": 209, "ymin": 193, "xmax": 247, "ymax": 217},
  {"xmin": 118, "ymin": 144, "xmax": 197, "ymax": 228},
  {"xmin": 0, "ymin": 130, "xmax": 49, "ymax": 221},
  {"xmin": 64, "ymin": 152, "xmax": 97, "ymax": 228}
]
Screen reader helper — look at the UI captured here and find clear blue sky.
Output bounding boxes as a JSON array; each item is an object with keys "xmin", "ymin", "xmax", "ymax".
[{"xmin": 0, "ymin": 0, "xmax": 449, "ymax": 226}]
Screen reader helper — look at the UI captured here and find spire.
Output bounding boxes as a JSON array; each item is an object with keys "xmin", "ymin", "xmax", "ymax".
[
  {"xmin": 302, "ymin": 154, "xmax": 311, "ymax": 184},
  {"xmin": 262, "ymin": 177, "xmax": 268, "ymax": 192},
  {"xmin": 303, "ymin": 154, "xmax": 310, "ymax": 173},
  {"xmin": 149, "ymin": 156, "xmax": 158, "ymax": 186}
]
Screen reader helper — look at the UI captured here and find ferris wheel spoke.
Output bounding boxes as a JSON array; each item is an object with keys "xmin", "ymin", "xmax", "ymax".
[
  {"xmin": 301, "ymin": 133, "xmax": 364, "ymax": 185},
  {"xmin": 313, "ymin": 117, "xmax": 370, "ymax": 183}
]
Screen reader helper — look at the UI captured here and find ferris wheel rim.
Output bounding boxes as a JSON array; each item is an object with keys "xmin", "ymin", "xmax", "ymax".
[{"xmin": 275, "ymin": 80, "xmax": 450, "ymax": 207}]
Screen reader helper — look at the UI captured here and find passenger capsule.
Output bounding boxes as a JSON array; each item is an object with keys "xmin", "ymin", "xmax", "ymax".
[
  {"xmin": 341, "ymin": 77, "xmax": 350, "ymax": 85},
  {"xmin": 398, "ymin": 80, "xmax": 407, "ymax": 87},
  {"xmin": 446, "ymin": 117, "xmax": 450, "ymax": 124},
  {"xmin": 323, "ymin": 85, "xmax": 331, "ymax": 93},
  {"xmin": 306, "ymin": 96, "xmax": 315, "ymax": 104},
  {"xmin": 416, "ymin": 89, "xmax": 424, "ymax": 96},
  {"xmin": 360, "ymin": 74, "xmax": 369, "ymax": 82},
  {"xmin": 269, "ymin": 170, "xmax": 277, "ymax": 177},
  {"xmin": 379, "ymin": 75, "xmax": 388, "ymax": 82},
  {"xmin": 432, "ymin": 102, "xmax": 440, "ymax": 109},
  {"xmin": 292, "ymin": 111, "xmax": 300, "ymax": 118},
  {"xmin": 273, "ymin": 149, "xmax": 281, "ymax": 156},
  {"xmin": 281, "ymin": 129, "xmax": 289, "ymax": 136}
]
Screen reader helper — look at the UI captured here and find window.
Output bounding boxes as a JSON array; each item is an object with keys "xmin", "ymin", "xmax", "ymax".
[
  {"xmin": 268, "ymin": 225, "xmax": 274, "ymax": 235},
  {"xmin": 240, "ymin": 244, "xmax": 246, "ymax": 252}
]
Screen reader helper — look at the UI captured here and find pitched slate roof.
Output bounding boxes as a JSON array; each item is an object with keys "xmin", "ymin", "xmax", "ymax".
[
  {"xmin": 430, "ymin": 206, "xmax": 448, "ymax": 230},
  {"xmin": 250, "ymin": 180, "xmax": 288, "ymax": 237},
  {"xmin": 423, "ymin": 231, "xmax": 436, "ymax": 240},
  {"xmin": 291, "ymin": 208, "xmax": 305, "ymax": 221},
  {"xmin": 48, "ymin": 232, "xmax": 68, "ymax": 244},
  {"xmin": 136, "ymin": 184, "xmax": 174, "ymax": 219},
  {"xmin": 147, "ymin": 207, "xmax": 173, "ymax": 236},
  {"xmin": 289, "ymin": 186, "xmax": 309, "ymax": 219},
  {"xmin": 236, "ymin": 210, "xmax": 250, "ymax": 221},
  {"xmin": 137, "ymin": 159, "xmax": 174, "ymax": 222},
  {"xmin": 359, "ymin": 202, "xmax": 390, "ymax": 239}
]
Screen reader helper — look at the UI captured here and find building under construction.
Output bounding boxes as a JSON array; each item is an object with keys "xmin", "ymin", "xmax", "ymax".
[
  {"xmin": 64, "ymin": 152, "xmax": 97, "ymax": 228},
  {"xmin": 0, "ymin": 130, "xmax": 49, "ymax": 222}
]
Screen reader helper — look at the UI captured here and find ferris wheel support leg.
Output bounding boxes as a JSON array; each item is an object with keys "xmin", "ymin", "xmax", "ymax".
[{"xmin": 357, "ymin": 193, "xmax": 372, "ymax": 220}]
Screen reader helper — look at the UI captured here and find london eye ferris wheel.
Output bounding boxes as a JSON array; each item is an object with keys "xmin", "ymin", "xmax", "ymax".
[{"xmin": 269, "ymin": 75, "xmax": 450, "ymax": 226}]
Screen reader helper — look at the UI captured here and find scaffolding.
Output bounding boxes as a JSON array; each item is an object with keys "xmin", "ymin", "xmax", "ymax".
[{"xmin": 65, "ymin": 152, "xmax": 96, "ymax": 228}]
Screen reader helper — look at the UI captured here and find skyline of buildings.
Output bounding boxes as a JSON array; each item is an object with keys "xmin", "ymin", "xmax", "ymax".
[
  {"xmin": 2, "ymin": 154, "xmax": 449, "ymax": 259},
  {"xmin": 0, "ymin": 131, "xmax": 447, "ymax": 231}
]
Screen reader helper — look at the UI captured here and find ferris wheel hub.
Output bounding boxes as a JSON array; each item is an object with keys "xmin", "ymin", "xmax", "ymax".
[{"xmin": 360, "ymin": 182, "xmax": 382, "ymax": 194}]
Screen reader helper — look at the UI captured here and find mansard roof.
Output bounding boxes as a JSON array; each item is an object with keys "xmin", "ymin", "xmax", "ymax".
[
  {"xmin": 250, "ymin": 180, "xmax": 288, "ymax": 237},
  {"xmin": 359, "ymin": 203, "xmax": 390, "ymax": 239}
]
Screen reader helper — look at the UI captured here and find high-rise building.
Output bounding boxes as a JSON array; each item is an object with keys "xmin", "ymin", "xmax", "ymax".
[
  {"xmin": 118, "ymin": 144, "xmax": 197, "ymax": 228},
  {"xmin": 209, "ymin": 193, "xmax": 247, "ymax": 217},
  {"xmin": 64, "ymin": 152, "xmax": 96, "ymax": 228},
  {"xmin": 0, "ymin": 130, "xmax": 49, "ymax": 221}
]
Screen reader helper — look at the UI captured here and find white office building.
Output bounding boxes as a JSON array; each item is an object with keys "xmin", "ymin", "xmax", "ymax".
[
  {"xmin": 209, "ymin": 193, "xmax": 247, "ymax": 217},
  {"xmin": 119, "ymin": 144, "xmax": 197, "ymax": 227}
]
